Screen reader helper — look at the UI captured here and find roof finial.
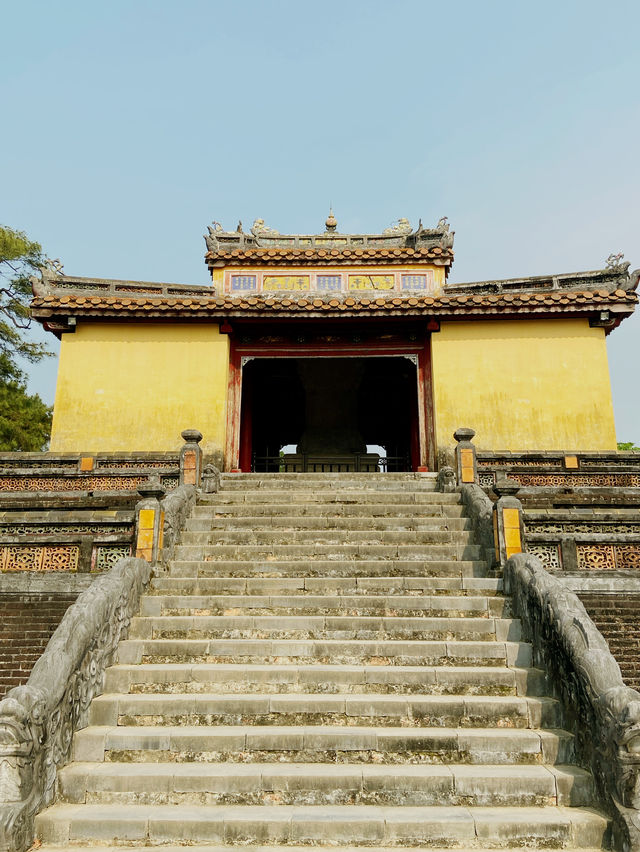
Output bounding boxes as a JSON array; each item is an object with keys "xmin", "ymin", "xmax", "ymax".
[{"xmin": 325, "ymin": 206, "xmax": 337, "ymax": 232}]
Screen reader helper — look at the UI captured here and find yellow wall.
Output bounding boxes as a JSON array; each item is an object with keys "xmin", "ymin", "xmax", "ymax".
[
  {"xmin": 431, "ymin": 318, "xmax": 617, "ymax": 452},
  {"xmin": 50, "ymin": 323, "xmax": 230, "ymax": 456}
]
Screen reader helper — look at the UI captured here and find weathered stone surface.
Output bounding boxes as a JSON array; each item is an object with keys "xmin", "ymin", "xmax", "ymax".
[{"xmin": 7, "ymin": 473, "xmax": 625, "ymax": 851}]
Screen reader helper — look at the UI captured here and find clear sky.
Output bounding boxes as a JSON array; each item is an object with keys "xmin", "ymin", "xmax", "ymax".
[{"xmin": 3, "ymin": 0, "xmax": 639, "ymax": 442}]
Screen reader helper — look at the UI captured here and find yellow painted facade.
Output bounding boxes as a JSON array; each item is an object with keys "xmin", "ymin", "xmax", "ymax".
[
  {"xmin": 431, "ymin": 318, "xmax": 617, "ymax": 451},
  {"xmin": 50, "ymin": 323, "xmax": 230, "ymax": 457}
]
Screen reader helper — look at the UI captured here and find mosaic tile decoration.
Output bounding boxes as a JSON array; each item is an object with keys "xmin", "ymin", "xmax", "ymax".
[
  {"xmin": 230, "ymin": 275, "xmax": 257, "ymax": 291},
  {"xmin": 263, "ymin": 275, "xmax": 310, "ymax": 291},
  {"xmin": 348, "ymin": 274, "xmax": 395, "ymax": 290},
  {"xmin": 401, "ymin": 274, "xmax": 428, "ymax": 290},
  {"xmin": 316, "ymin": 275, "xmax": 343, "ymax": 291}
]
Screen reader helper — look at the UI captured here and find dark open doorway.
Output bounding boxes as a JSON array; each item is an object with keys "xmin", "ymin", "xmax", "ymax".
[{"xmin": 239, "ymin": 357, "xmax": 419, "ymax": 472}]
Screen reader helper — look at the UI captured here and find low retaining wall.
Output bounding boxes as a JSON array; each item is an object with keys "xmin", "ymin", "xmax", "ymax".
[{"xmin": 0, "ymin": 556, "xmax": 151, "ymax": 852}]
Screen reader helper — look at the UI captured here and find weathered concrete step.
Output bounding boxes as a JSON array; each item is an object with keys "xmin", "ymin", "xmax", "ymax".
[
  {"xmin": 149, "ymin": 576, "xmax": 503, "ymax": 596},
  {"xmin": 186, "ymin": 515, "xmax": 471, "ymax": 531},
  {"xmin": 169, "ymin": 559, "xmax": 490, "ymax": 579},
  {"xmin": 35, "ymin": 846, "xmax": 608, "ymax": 852},
  {"xmin": 220, "ymin": 480, "xmax": 439, "ymax": 492},
  {"xmin": 180, "ymin": 529, "xmax": 474, "ymax": 545},
  {"xmin": 139, "ymin": 594, "xmax": 509, "ymax": 618},
  {"xmin": 202, "ymin": 492, "xmax": 462, "ymax": 505},
  {"xmin": 221, "ymin": 473, "xmax": 438, "ymax": 481},
  {"xmin": 193, "ymin": 503, "xmax": 466, "ymax": 518},
  {"xmin": 72, "ymin": 724, "xmax": 576, "ymax": 765},
  {"xmin": 35, "ymin": 803, "xmax": 608, "ymax": 847},
  {"xmin": 88, "ymin": 693, "xmax": 561, "ymax": 728},
  {"xmin": 58, "ymin": 761, "xmax": 594, "ymax": 807},
  {"xmin": 104, "ymin": 662, "xmax": 541, "ymax": 696},
  {"xmin": 173, "ymin": 544, "xmax": 483, "ymax": 561},
  {"xmin": 127, "ymin": 615, "xmax": 521, "ymax": 642}
]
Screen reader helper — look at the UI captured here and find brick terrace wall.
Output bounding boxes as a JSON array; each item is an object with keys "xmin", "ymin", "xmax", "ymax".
[
  {"xmin": 0, "ymin": 592, "xmax": 78, "ymax": 698},
  {"xmin": 579, "ymin": 593, "xmax": 640, "ymax": 691}
]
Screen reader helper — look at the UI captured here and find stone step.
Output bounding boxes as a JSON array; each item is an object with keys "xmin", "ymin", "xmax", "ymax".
[
  {"xmin": 180, "ymin": 529, "xmax": 475, "ymax": 546},
  {"xmin": 35, "ymin": 845, "xmax": 609, "ymax": 852},
  {"xmin": 201, "ymin": 492, "xmax": 462, "ymax": 505},
  {"xmin": 126, "ymin": 615, "xmax": 521, "ymax": 642},
  {"xmin": 149, "ymin": 576, "xmax": 503, "ymax": 596},
  {"xmin": 72, "ymin": 724, "xmax": 576, "ymax": 766},
  {"xmin": 88, "ymin": 693, "xmax": 561, "ymax": 729},
  {"xmin": 57, "ymin": 761, "xmax": 594, "ymax": 807},
  {"xmin": 192, "ymin": 503, "xmax": 466, "ymax": 518},
  {"xmin": 220, "ymin": 480, "xmax": 439, "ymax": 492},
  {"xmin": 169, "ymin": 559, "xmax": 491, "ymax": 578},
  {"xmin": 104, "ymin": 661, "xmax": 542, "ymax": 696},
  {"xmin": 220, "ymin": 473, "xmax": 439, "ymax": 481},
  {"xmin": 185, "ymin": 515, "xmax": 472, "ymax": 531},
  {"xmin": 35, "ymin": 803, "xmax": 608, "ymax": 847},
  {"xmin": 172, "ymin": 544, "xmax": 483, "ymax": 561},
  {"xmin": 139, "ymin": 594, "xmax": 509, "ymax": 618}
]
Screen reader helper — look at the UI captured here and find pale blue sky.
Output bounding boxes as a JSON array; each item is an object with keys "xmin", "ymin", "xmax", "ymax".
[{"xmin": 3, "ymin": 0, "xmax": 639, "ymax": 441}]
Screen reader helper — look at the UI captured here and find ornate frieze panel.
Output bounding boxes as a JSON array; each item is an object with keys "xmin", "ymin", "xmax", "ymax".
[
  {"xmin": 0, "ymin": 474, "xmax": 178, "ymax": 492},
  {"xmin": 96, "ymin": 461, "xmax": 178, "ymax": 470},
  {"xmin": 526, "ymin": 521, "xmax": 640, "ymax": 535},
  {"xmin": 0, "ymin": 545, "xmax": 80, "ymax": 572},
  {"xmin": 514, "ymin": 473, "xmax": 640, "ymax": 487},
  {"xmin": 94, "ymin": 545, "xmax": 131, "ymax": 572},
  {"xmin": 224, "ymin": 267, "xmax": 437, "ymax": 295},
  {"xmin": 0, "ymin": 523, "xmax": 132, "ymax": 536},
  {"xmin": 527, "ymin": 543, "xmax": 562, "ymax": 571},
  {"xmin": 576, "ymin": 543, "xmax": 640, "ymax": 571}
]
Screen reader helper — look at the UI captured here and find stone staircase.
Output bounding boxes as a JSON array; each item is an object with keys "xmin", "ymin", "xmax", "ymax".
[{"xmin": 36, "ymin": 472, "xmax": 611, "ymax": 850}]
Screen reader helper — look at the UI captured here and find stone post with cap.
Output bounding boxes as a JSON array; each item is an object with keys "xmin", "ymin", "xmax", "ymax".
[
  {"xmin": 180, "ymin": 429, "xmax": 204, "ymax": 488},
  {"xmin": 453, "ymin": 427, "xmax": 478, "ymax": 486},
  {"xmin": 492, "ymin": 478, "xmax": 526, "ymax": 570}
]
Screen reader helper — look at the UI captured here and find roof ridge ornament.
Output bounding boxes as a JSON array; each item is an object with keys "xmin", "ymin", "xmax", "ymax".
[
  {"xmin": 325, "ymin": 208, "xmax": 337, "ymax": 233},
  {"xmin": 383, "ymin": 218, "xmax": 412, "ymax": 236},
  {"xmin": 251, "ymin": 218, "xmax": 279, "ymax": 237},
  {"xmin": 605, "ymin": 252, "xmax": 629, "ymax": 273}
]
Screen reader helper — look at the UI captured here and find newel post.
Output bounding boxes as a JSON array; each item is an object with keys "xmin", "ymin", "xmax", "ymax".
[
  {"xmin": 492, "ymin": 478, "xmax": 526, "ymax": 570},
  {"xmin": 180, "ymin": 429, "xmax": 204, "ymax": 488},
  {"xmin": 453, "ymin": 427, "xmax": 478, "ymax": 485},
  {"xmin": 135, "ymin": 476, "xmax": 166, "ymax": 566}
]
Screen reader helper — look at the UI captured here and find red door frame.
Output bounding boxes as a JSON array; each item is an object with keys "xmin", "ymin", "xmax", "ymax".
[{"xmin": 225, "ymin": 339, "xmax": 436, "ymax": 472}]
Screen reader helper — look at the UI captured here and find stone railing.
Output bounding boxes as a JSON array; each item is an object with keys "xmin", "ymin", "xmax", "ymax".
[
  {"xmin": 0, "ymin": 451, "xmax": 180, "ymax": 494},
  {"xmin": 459, "ymin": 478, "xmax": 640, "ymax": 850},
  {"xmin": 524, "ymin": 509, "xmax": 640, "ymax": 574},
  {"xmin": 476, "ymin": 450, "xmax": 640, "ymax": 489},
  {"xmin": 505, "ymin": 553, "xmax": 640, "ymax": 852},
  {"xmin": 0, "ymin": 555, "xmax": 151, "ymax": 852},
  {"xmin": 0, "ymin": 509, "xmax": 134, "ymax": 573}
]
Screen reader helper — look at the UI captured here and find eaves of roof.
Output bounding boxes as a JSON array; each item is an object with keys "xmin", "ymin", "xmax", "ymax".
[
  {"xmin": 31, "ymin": 288, "xmax": 637, "ymax": 323},
  {"xmin": 205, "ymin": 246, "xmax": 454, "ymax": 268}
]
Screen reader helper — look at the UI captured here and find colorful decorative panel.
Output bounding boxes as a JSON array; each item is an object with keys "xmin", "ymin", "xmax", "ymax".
[
  {"xmin": 230, "ymin": 275, "xmax": 257, "ymax": 291},
  {"xmin": 316, "ymin": 275, "xmax": 343, "ymax": 291},
  {"xmin": 460, "ymin": 448, "xmax": 475, "ymax": 483},
  {"xmin": 401, "ymin": 272, "xmax": 434, "ymax": 291},
  {"xmin": 503, "ymin": 507, "xmax": 522, "ymax": 559},
  {"xmin": 348, "ymin": 274, "xmax": 395, "ymax": 290},
  {"xmin": 263, "ymin": 275, "xmax": 310, "ymax": 291}
]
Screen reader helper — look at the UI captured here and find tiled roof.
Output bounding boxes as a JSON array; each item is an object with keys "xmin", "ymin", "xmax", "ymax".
[
  {"xmin": 205, "ymin": 245, "xmax": 454, "ymax": 267},
  {"xmin": 31, "ymin": 287, "xmax": 637, "ymax": 321},
  {"xmin": 204, "ymin": 217, "xmax": 455, "ymax": 272}
]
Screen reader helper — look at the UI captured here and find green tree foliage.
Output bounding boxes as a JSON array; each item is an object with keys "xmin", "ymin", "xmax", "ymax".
[
  {"xmin": 0, "ymin": 225, "xmax": 52, "ymax": 450},
  {"xmin": 617, "ymin": 441, "xmax": 640, "ymax": 452}
]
